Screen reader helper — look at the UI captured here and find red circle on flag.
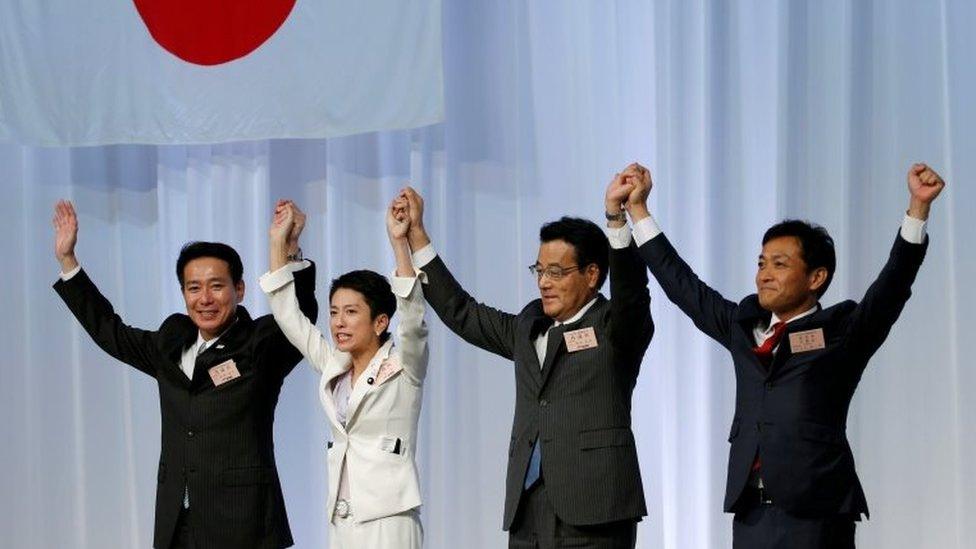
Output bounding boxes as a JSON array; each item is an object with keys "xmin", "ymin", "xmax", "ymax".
[{"xmin": 134, "ymin": 0, "xmax": 297, "ymax": 66}]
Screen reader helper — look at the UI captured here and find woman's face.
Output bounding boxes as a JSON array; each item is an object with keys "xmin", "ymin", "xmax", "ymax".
[{"xmin": 329, "ymin": 288, "xmax": 387, "ymax": 354}]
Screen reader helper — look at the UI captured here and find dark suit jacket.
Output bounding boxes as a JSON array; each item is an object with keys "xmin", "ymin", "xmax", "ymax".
[
  {"xmin": 638, "ymin": 232, "xmax": 927, "ymax": 518},
  {"xmin": 421, "ymin": 242, "xmax": 654, "ymax": 529},
  {"xmin": 54, "ymin": 264, "xmax": 317, "ymax": 548}
]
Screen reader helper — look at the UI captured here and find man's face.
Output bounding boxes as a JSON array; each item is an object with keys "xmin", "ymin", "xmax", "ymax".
[
  {"xmin": 535, "ymin": 239, "xmax": 599, "ymax": 322},
  {"xmin": 181, "ymin": 257, "xmax": 244, "ymax": 340},
  {"xmin": 755, "ymin": 236, "xmax": 823, "ymax": 317}
]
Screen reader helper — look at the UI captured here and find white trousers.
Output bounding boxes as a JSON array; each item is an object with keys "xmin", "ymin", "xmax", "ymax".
[{"xmin": 329, "ymin": 508, "xmax": 423, "ymax": 549}]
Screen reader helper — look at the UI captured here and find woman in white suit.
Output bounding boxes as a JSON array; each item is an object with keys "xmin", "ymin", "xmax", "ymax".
[{"xmin": 260, "ymin": 197, "xmax": 428, "ymax": 548}]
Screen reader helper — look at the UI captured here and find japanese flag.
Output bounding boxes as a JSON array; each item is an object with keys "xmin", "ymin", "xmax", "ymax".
[{"xmin": 0, "ymin": 0, "xmax": 443, "ymax": 145}]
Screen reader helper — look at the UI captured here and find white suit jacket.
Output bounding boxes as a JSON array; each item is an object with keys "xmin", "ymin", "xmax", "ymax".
[{"xmin": 260, "ymin": 267, "xmax": 429, "ymax": 523}]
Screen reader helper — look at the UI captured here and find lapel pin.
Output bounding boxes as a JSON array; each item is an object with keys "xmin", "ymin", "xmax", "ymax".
[{"xmin": 367, "ymin": 377, "xmax": 375, "ymax": 385}]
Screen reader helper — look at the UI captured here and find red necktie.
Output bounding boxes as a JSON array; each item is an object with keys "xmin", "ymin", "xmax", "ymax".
[
  {"xmin": 751, "ymin": 321, "xmax": 787, "ymax": 473},
  {"xmin": 752, "ymin": 321, "xmax": 787, "ymax": 368}
]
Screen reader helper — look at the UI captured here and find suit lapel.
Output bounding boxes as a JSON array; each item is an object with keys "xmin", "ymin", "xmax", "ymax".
[
  {"xmin": 321, "ymin": 353, "xmax": 352, "ymax": 434},
  {"xmin": 161, "ymin": 316, "xmax": 198, "ymax": 389},
  {"xmin": 344, "ymin": 340, "xmax": 395, "ymax": 428},
  {"xmin": 538, "ymin": 295, "xmax": 606, "ymax": 390},
  {"xmin": 734, "ymin": 296, "xmax": 774, "ymax": 379},
  {"xmin": 539, "ymin": 325, "xmax": 567, "ymax": 388},
  {"xmin": 522, "ymin": 312, "xmax": 550, "ymax": 389}
]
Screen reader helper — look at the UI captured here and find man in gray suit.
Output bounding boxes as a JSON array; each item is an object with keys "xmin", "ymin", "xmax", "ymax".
[{"xmin": 400, "ymin": 165, "xmax": 654, "ymax": 548}]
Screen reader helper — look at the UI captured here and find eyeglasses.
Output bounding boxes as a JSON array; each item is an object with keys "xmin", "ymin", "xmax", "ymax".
[{"xmin": 528, "ymin": 263, "xmax": 582, "ymax": 281}]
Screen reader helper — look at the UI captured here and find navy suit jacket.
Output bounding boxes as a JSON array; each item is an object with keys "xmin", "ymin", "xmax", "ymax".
[{"xmin": 638, "ymin": 232, "xmax": 927, "ymax": 518}]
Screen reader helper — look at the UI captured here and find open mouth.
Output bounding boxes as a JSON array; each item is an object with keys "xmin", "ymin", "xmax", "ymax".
[{"xmin": 335, "ymin": 333, "xmax": 352, "ymax": 344}]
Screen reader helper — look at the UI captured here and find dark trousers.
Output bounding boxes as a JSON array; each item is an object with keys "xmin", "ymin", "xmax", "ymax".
[
  {"xmin": 732, "ymin": 492, "xmax": 856, "ymax": 549},
  {"xmin": 509, "ymin": 481, "xmax": 637, "ymax": 549},
  {"xmin": 169, "ymin": 507, "xmax": 196, "ymax": 549}
]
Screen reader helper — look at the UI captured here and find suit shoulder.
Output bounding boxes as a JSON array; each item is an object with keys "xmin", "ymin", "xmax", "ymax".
[
  {"xmin": 821, "ymin": 300, "xmax": 858, "ymax": 317},
  {"xmin": 516, "ymin": 299, "xmax": 544, "ymax": 320},
  {"xmin": 159, "ymin": 313, "xmax": 192, "ymax": 332}
]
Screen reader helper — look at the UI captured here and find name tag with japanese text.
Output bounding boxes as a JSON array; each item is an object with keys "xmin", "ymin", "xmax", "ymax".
[
  {"xmin": 209, "ymin": 359, "xmax": 241, "ymax": 386},
  {"xmin": 789, "ymin": 328, "xmax": 826, "ymax": 353},
  {"xmin": 564, "ymin": 327, "xmax": 598, "ymax": 352}
]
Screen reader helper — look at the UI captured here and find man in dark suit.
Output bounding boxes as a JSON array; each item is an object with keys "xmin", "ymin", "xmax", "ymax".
[
  {"xmin": 625, "ymin": 163, "xmax": 945, "ymax": 548},
  {"xmin": 399, "ymin": 166, "xmax": 654, "ymax": 548},
  {"xmin": 52, "ymin": 199, "xmax": 317, "ymax": 549}
]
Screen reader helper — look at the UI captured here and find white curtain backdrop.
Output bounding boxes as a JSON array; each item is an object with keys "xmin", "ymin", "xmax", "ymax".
[{"xmin": 1, "ymin": 1, "xmax": 973, "ymax": 547}]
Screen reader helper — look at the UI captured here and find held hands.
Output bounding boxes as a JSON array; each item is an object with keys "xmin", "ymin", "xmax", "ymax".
[
  {"xmin": 387, "ymin": 196, "xmax": 410, "ymax": 242},
  {"xmin": 605, "ymin": 162, "xmax": 652, "ymax": 223},
  {"xmin": 53, "ymin": 200, "xmax": 79, "ymax": 273},
  {"xmin": 269, "ymin": 200, "xmax": 304, "ymax": 270},
  {"xmin": 400, "ymin": 186, "xmax": 431, "ymax": 251},
  {"xmin": 907, "ymin": 163, "xmax": 945, "ymax": 220},
  {"xmin": 270, "ymin": 200, "xmax": 305, "ymax": 256},
  {"xmin": 605, "ymin": 172, "xmax": 634, "ymax": 226},
  {"xmin": 270, "ymin": 200, "xmax": 295, "ymax": 244}
]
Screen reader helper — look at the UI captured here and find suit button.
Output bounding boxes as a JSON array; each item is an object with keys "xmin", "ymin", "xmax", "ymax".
[
  {"xmin": 539, "ymin": 399, "xmax": 549, "ymax": 407},
  {"xmin": 187, "ymin": 430, "xmax": 195, "ymax": 438}
]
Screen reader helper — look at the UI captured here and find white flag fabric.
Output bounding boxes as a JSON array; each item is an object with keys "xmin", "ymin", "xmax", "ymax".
[{"xmin": 0, "ymin": 0, "xmax": 443, "ymax": 146}]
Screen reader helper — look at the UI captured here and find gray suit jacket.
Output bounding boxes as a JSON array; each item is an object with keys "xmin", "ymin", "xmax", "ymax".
[{"xmin": 421, "ymin": 242, "xmax": 654, "ymax": 529}]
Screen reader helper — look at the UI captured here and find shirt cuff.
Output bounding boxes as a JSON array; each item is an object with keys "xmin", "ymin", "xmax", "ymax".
[
  {"xmin": 287, "ymin": 259, "xmax": 312, "ymax": 272},
  {"xmin": 259, "ymin": 264, "xmax": 297, "ymax": 294},
  {"xmin": 412, "ymin": 244, "xmax": 437, "ymax": 268},
  {"xmin": 605, "ymin": 224, "xmax": 632, "ymax": 249},
  {"xmin": 900, "ymin": 214, "xmax": 927, "ymax": 244},
  {"xmin": 60, "ymin": 265, "xmax": 82, "ymax": 281},
  {"xmin": 632, "ymin": 215, "xmax": 664, "ymax": 247},
  {"xmin": 390, "ymin": 269, "xmax": 428, "ymax": 297}
]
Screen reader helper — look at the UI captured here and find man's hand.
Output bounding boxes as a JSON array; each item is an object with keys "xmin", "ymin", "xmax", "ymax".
[
  {"xmin": 605, "ymin": 171, "xmax": 634, "ymax": 227},
  {"xmin": 53, "ymin": 200, "xmax": 79, "ymax": 273},
  {"xmin": 624, "ymin": 162, "xmax": 654, "ymax": 215},
  {"xmin": 269, "ymin": 201, "xmax": 296, "ymax": 271},
  {"xmin": 907, "ymin": 163, "xmax": 946, "ymax": 220},
  {"xmin": 401, "ymin": 186, "xmax": 431, "ymax": 251},
  {"xmin": 387, "ymin": 196, "xmax": 410, "ymax": 242},
  {"xmin": 281, "ymin": 200, "xmax": 306, "ymax": 257}
]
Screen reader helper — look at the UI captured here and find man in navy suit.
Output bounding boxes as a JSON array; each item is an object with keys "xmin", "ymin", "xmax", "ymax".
[{"xmin": 625, "ymin": 163, "xmax": 944, "ymax": 548}]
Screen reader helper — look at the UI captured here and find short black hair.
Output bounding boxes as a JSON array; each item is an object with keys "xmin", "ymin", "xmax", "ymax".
[
  {"xmin": 176, "ymin": 242, "xmax": 244, "ymax": 287},
  {"xmin": 762, "ymin": 219, "xmax": 836, "ymax": 297},
  {"xmin": 539, "ymin": 216, "xmax": 610, "ymax": 289},
  {"xmin": 329, "ymin": 270, "xmax": 397, "ymax": 343}
]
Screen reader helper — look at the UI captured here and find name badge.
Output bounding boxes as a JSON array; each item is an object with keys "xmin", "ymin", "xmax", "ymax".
[
  {"xmin": 208, "ymin": 359, "xmax": 241, "ymax": 386},
  {"xmin": 788, "ymin": 328, "xmax": 826, "ymax": 353},
  {"xmin": 374, "ymin": 359, "xmax": 403, "ymax": 385},
  {"xmin": 564, "ymin": 327, "xmax": 598, "ymax": 352}
]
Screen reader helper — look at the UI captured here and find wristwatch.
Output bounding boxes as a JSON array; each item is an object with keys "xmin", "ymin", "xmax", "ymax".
[
  {"xmin": 286, "ymin": 247, "xmax": 303, "ymax": 262},
  {"xmin": 605, "ymin": 210, "xmax": 626, "ymax": 223}
]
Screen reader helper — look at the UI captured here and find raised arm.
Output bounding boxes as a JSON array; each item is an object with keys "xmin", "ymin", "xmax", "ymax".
[
  {"xmin": 387, "ymin": 196, "xmax": 429, "ymax": 383},
  {"xmin": 275, "ymin": 200, "xmax": 318, "ymax": 324},
  {"xmin": 846, "ymin": 163, "xmax": 943, "ymax": 358},
  {"xmin": 626, "ymin": 165, "xmax": 738, "ymax": 348},
  {"xmin": 52, "ymin": 200, "xmax": 160, "ymax": 377},
  {"xmin": 402, "ymin": 187, "xmax": 519, "ymax": 360},
  {"xmin": 604, "ymin": 167, "xmax": 654, "ymax": 358},
  {"xmin": 261, "ymin": 202, "xmax": 333, "ymax": 374}
]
